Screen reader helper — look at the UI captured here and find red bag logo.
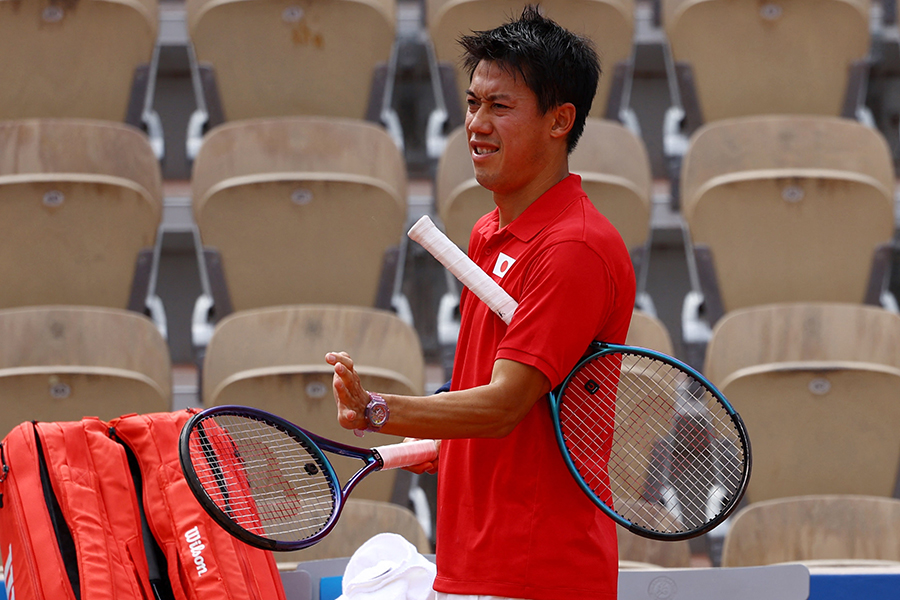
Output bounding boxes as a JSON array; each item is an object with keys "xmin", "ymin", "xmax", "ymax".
[{"xmin": 184, "ymin": 526, "xmax": 208, "ymax": 577}]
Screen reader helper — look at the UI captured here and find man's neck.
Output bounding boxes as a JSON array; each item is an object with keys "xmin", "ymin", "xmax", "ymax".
[{"xmin": 494, "ymin": 162, "xmax": 570, "ymax": 229}]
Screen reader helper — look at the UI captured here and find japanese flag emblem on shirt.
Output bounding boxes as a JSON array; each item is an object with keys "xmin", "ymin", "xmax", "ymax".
[{"xmin": 493, "ymin": 252, "xmax": 516, "ymax": 278}]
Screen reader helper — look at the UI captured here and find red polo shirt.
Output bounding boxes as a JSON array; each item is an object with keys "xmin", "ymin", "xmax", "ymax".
[{"xmin": 433, "ymin": 174, "xmax": 636, "ymax": 600}]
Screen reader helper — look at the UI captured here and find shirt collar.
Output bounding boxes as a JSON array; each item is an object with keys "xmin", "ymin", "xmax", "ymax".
[{"xmin": 478, "ymin": 173, "xmax": 584, "ymax": 243}]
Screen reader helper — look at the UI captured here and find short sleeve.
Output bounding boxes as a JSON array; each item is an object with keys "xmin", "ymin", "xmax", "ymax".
[{"xmin": 496, "ymin": 240, "xmax": 616, "ymax": 388}]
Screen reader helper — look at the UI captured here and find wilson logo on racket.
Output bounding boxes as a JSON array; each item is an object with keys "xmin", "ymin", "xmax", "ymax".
[
  {"xmin": 584, "ymin": 379, "xmax": 600, "ymax": 395},
  {"xmin": 185, "ymin": 526, "xmax": 208, "ymax": 576},
  {"xmin": 239, "ymin": 437, "xmax": 307, "ymax": 522}
]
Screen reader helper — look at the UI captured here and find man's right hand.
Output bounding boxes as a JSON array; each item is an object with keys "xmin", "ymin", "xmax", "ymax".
[{"xmin": 402, "ymin": 438, "xmax": 440, "ymax": 474}]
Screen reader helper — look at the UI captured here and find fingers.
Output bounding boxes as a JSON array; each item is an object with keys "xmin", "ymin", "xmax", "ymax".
[
  {"xmin": 326, "ymin": 351, "xmax": 367, "ymax": 432},
  {"xmin": 403, "ymin": 462, "xmax": 438, "ymax": 475}
]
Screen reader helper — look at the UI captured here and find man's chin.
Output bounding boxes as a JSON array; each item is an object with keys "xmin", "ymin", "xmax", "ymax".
[{"xmin": 473, "ymin": 171, "xmax": 500, "ymax": 192}]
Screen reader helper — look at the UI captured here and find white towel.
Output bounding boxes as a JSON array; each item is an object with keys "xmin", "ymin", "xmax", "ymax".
[{"xmin": 337, "ymin": 533, "xmax": 437, "ymax": 600}]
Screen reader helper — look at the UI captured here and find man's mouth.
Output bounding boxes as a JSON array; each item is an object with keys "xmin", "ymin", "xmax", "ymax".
[{"xmin": 472, "ymin": 146, "xmax": 498, "ymax": 156}]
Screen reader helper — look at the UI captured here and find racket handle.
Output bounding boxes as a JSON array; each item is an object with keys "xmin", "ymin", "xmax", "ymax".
[
  {"xmin": 375, "ymin": 439, "xmax": 439, "ymax": 470},
  {"xmin": 408, "ymin": 216, "xmax": 518, "ymax": 325}
]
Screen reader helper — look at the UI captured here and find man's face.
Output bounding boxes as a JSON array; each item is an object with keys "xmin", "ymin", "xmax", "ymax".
[{"xmin": 465, "ymin": 60, "xmax": 558, "ymax": 198}]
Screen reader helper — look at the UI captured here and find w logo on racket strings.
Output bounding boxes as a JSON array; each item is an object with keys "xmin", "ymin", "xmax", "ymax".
[{"xmin": 185, "ymin": 526, "xmax": 209, "ymax": 576}]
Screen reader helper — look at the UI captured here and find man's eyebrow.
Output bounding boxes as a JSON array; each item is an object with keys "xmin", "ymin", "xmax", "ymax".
[{"xmin": 465, "ymin": 90, "xmax": 514, "ymax": 102}]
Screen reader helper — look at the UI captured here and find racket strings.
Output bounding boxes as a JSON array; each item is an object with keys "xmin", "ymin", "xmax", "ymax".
[
  {"xmin": 559, "ymin": 352, "xmax": 747, "ymax": 535},
  {"xmin": 188, "ymin": 414, "xmax": 337, "ymax": 543}
]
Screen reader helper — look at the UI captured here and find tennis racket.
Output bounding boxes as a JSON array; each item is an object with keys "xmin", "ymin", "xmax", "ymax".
[
  {"xmin": 179, "ymin": 405, "xmax": 438, "ymax": 551},
  {"xmin": 409, "ymin": 215, "xmax": 751, "ymax": 541}
]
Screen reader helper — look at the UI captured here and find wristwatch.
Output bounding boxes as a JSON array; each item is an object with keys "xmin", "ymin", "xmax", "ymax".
[{"xmin": 364, "ymin": 392, "xmax": 389, "ymax": 432}]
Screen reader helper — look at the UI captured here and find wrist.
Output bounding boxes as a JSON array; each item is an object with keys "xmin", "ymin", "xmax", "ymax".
[
  {"xmin": 365, "ymin": 392, "xmax": 389, "ymax": 431},
  {"xmin": 355, "ymin": 392, "xmax": 389, "ymax": 437}
]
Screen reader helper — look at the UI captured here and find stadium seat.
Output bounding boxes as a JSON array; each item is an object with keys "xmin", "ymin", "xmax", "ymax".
[
  {"xmin": 663, "ymin": 0, "xmax": 870, "ymax": 126},
  {"xmin": 616, "ymin": 505, "xmax": 691, "ymax": 568},
  {"xmin": 274, "ymin": 499, "xmax": 431, "ymax": 565},
  {"xmin": 190, "ymin": 117, "xmax": 410, "ymax": 346},
  {"xmin": 625, "ymin": 310, "xmax": 674, "ymax": 356},
  {"xmin": 704, "ymin": 303, "xmax": 900, "ymax": 503},
  {"xmin": 425, "ymin": 0, "xmax": 636, "ymax": 156},
  {"xmin": 660, "ymin": 0, "xmax": 871, "ymax": 205},
  {"xmin": 185, "ymin": 0, "xmax": 402, "ymax": 156},
  {"xmin": 600, "ymin": 311, "xmax": 709, "ymax": 566},
  {"xmin": 201, "ymin": 304, "xmax": 425, "ymax": 503},
  {"xmin": 0, "ymin": 119, "xmax": 166, "ymax": 327},
  {"xmin": 0, "ymin": 0, "xmax": 163, "ymax": 156},
  {"xmin": 721, "ymin": 495, "xmax": 900, "ymax": 567},
  {"xmin": 679, "ymin": 115, "xmax": 895, "ymax": 352},
  {"xmin": 0, "ymin": 306, "xmax": 172, "ymax": 438}
]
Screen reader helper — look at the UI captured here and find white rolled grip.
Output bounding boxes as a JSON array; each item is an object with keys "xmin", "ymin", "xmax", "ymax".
[
  {"xmin": 375, "ymin": 439, "xmax": 439, "ymax": 470},
  {"xmin": 408, "ymin": 216, "xmax": 519, "ymax": 325}
]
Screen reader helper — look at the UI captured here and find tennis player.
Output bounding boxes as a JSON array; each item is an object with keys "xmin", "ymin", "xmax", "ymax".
[{"xmin": 328, "ymin": 6, "xmax": 636, "ymax": 599}]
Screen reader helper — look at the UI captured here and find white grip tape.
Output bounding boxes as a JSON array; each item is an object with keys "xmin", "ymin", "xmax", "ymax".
[
  {"xmin": 408, "ymin": 216, "xmax": 519, "ymax": 324},
  {"xmin": 375, "ymin": 439, "xmax": 439, "ymax": 470}
]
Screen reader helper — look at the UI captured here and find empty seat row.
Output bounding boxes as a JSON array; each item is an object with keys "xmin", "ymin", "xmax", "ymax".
[
  {"xmin": 1, "ymin": 0, "xmax": 889, "ymax": 169},
  {"xmin": 3, "ymin": 110, "xmax": 896, "ymax": 366}
]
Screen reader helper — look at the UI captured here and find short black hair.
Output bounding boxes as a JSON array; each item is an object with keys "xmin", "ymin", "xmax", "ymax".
[{"xmin": 459, "ymin": 5, "xmax": 601, "ymax": 152}]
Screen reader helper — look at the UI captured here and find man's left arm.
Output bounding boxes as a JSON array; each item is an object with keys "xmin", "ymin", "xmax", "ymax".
[{"xmin": 327, "ymin": 352, "xmax": 549, "ymax": 440}]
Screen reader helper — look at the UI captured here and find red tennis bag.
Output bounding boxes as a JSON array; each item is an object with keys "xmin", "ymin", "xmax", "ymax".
[
  {"xmin": 109, "ymin": 410, "xmax": 286, "ymax": 600},
  {"xmin": 0, "ymin": 418, "xmax": 155, "ymax": 600},
  {"xmin": 0, "ymin": 411, "xmax": 287, "ymax": 600}
]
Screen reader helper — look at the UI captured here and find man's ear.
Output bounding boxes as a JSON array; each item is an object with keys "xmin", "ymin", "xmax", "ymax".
[{"xmin": 549, "ymin": 103, "xmax": 576, "ymax": 139}]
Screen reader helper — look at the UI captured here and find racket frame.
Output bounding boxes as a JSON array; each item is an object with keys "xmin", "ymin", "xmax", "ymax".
[
  {"xmin": 179, "ymin": 405, "xmax": 388, "ymax": 551},
  {"xmin": 551, "ymin": 342, "xmax": 752, "ymax": 541}
]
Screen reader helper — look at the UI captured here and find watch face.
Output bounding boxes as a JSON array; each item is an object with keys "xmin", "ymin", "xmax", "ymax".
[{"xmin": 370, "ymin": 404, "xmax": 388, "ymax": 426}]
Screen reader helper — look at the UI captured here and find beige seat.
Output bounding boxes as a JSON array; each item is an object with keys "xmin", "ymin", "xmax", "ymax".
[
  {"xmin": 191, "ymin": 117, "xmax": 407, "ymax": 317},
  {"xmin": 0, "ymin": 306, "xmax": 172, "ymax": 438},
  {"xmin": 275, "ymin": 499, "xmax": 431, "ymax": 564},
  {"xmin": 681, "ymin": 116, "xmax": 895, "ymax": 327},
  {"xmin": 186, "ymin": 0, "xmax": 396, "ymax": 123},
  {"xmin": 202, "ymin": 305, "xmax": 425, "ymax": 502},
  {"xmin": 0, "ymin": 119, "xmax": 163, "ymax": 313},
  {"xmin": 704, "ymin": 303, "xmax": 900, "ymax": 503},
  {"xmin": 617, "ymin": 506, "xmax": 692, "ymax": 568},
  {"xmin": 663, "ymin": 0, "xmax": 870, "ymax": 124},
  {"xmin": 704, "ymin": 302, "xmax": 900, "ymax": 385},
  {"xmin": 0, "ymin": 0, "xmax": 158, "ymax": 123},
  {"xmin": 436, "ymin": 119, "xmax": 651, "ymax": 254},
  {"xmin": 617, "ymin": 312, "xmax": 697, "ymax": 569},
  {"xmin": 427, "ymin": 0, "xmax": 635, "ymax": 124},
  {"xmin": 625, "ymin": 310, "xmax": 674, "ymax": 356},
  {"xmin": 721, "ymin": 495, "xmax": 900, "ymax": 567}
]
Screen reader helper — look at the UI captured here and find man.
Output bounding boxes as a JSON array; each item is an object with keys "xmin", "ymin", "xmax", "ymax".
[{"xmin": 328, "ymin": 6, "xmax": 636, "ymax": 599}]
